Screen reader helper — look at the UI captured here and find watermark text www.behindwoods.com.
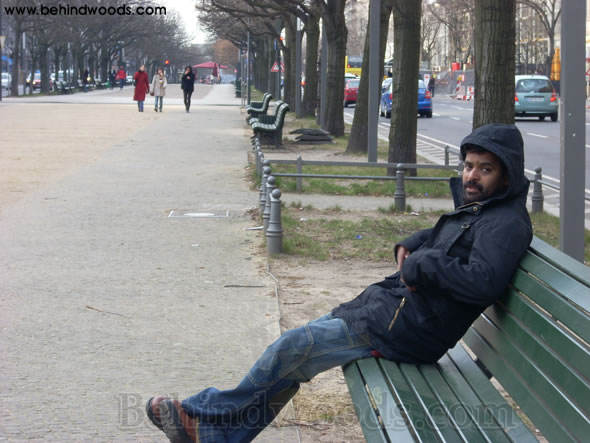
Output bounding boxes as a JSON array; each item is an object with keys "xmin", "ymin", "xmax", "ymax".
[{"xmin": 4, "ymin": 3, "xmax": 166, "ymax": 16}]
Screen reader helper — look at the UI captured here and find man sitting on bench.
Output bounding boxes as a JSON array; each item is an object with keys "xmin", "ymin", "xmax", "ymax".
[{"xmin": 146, "ymin": 123, "xmax": 533, "ymax": 443}]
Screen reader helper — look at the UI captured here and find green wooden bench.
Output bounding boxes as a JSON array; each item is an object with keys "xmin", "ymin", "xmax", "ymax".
[
  {"xmin": 248, "ymin": 100, "xmax": 284, "ymax": 126},
  {"xmin": 343, "ymin": 236, "xmax": 590, "ymax": 442},
  {"xmin": 246, "ymin": 92, "xmax": 273, "ymax": 122},
  {"xmin": 251, "ymin": 102, "xmax": 289, "ymax": 149},
  {"xmin": 55, "ymin": 80, "xmax": 74, "ymax": 94}
]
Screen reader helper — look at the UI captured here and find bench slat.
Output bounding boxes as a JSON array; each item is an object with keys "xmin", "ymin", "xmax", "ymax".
[
  {"xmin": 519, "ymin": 252, "xmax": 590, "ymax": 316},
  {"xmin": 416, "ymin": 364, "xmax": 492, "ymax": 443},
  {"xmin": 379, "ymin": 359, "xmax": 449, "ymax": 442},
  {"xmin": 444, "ymin": 346, "xmax": 537, "ymax": 442},
  {"xmin": 464, "ymin": 323, "xmax": 586, "ymax": 442},
  {"xmin": 471, "ymin": 314, "xmax": 590, "ymax": 435},
  {"xmin": 343, "ymin": 362, "xmax": 389, "ymax": 443},
  {"xmin": 510, "ymin": 268, "xmax": 590, "ymax": 347},
  {"xmin": 530, "ymin": 236, "xmax": 590, "ymax": 288},
  {"xmin": 358, "ymin": 359, "xmax": 423, "ymax": 442},
  {"xmin": 498, "ymin": 287, "xmax": 590, "ymax": 410}
]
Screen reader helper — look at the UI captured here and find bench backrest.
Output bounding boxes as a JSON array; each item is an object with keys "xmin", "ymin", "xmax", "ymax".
[
  {"xmin": 463, "ymin": 236, "xmax": 590, "ymax": 442},
  {"xmin": 274, "ymin": 103, "xmax": 290, "ymax": 129}
]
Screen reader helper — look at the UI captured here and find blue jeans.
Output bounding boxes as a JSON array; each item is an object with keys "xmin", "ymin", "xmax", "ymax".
[
  {"xmin": 181, "ymin": 314, "xmax": 373, "ymax": 442},
  {"xmin": 137, "ymin": 101, "xmax": 144, "ymax": 112},
  {"xmin": 155, "ymin": 96, "xmax": 163, "ymax": 111}
]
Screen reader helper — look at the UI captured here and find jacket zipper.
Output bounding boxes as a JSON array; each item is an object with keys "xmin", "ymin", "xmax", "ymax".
[{"xmin": 388, "ymin": 297, "xmax": 406, "ymax": 331}]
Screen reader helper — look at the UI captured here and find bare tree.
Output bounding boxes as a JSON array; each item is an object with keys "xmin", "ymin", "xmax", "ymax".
[
  {"xmin": 473, "ymin": 0, "xmax": 516, "ymax": 128},
  {"xmin": 421, "ymin": 5, "xmax": 441, "ymax": 70},
  {"xmin": 517, "ymin": 0, "xmax": 560, "ymax": 76},
  {"xmin": 428, "ymin": 0, "xmax": 474, "ymax": 67},
  {"xmin": 388, "ymin": 0, "xmax": 422, "ymax": 173},
  {"xmin": 346, "ymin": 0, "xmax": 393, "ymax": 155}
]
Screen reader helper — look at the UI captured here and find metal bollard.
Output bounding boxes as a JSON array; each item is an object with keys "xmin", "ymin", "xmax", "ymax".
[
  {"xmin": 260, "ymin": 165, "xmax": 271, "ymax": 214},
  {"xmin": 255, "ymin": 147, "xmax": 260, "ymax": 175},
  {"xmin": 263, "ymin": 176, "xmax": 276, "ymax": 231},
  {"xmin": 296, "ymin": 155, "xmax": 303, "ymax": 192},
  {"xmin": 531, "ymin": 167, "xmax": 544, "ymax": 214},
  {"xmin": 394, "ymin": 166, "xmax": 406, "ymax": 211},
  {"xmin": 267, "ymin": 188, "xmax": 283, "ymax": 254},
  {"xmin": 257, "ymin": 151, "xmax": 265, "ymax": 177},
  {"xmin": 444, "ymin": 145, "xmax": 450, "ymax": 166}
]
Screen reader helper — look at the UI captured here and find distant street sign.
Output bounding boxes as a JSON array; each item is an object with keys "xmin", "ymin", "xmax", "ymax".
[{"xmin": 271, "ymin": 61, "xmax": 285, "ymax": 73}]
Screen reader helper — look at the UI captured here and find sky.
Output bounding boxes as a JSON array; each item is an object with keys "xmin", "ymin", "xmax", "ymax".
[{"xmin": 163, "ymin": 0, "xmax": 209, "ymax": 44}]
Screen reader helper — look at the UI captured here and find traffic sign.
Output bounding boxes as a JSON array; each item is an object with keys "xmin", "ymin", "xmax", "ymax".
[{"xmin": 271, "ymin": 61, "xmax": 285, "ymax": 73}]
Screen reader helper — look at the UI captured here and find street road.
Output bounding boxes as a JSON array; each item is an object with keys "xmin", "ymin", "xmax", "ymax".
[
  {"xmin": 344, "ymin": 96, "xmax": 590, "ymax": 228},
  {"xmin": 345, "ymin": 97, "xmax": 590, "ymax": 189}
]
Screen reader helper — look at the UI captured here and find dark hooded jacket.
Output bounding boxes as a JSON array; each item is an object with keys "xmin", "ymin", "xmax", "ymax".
[
  {"xmin": 181, "ymin": 67, "xmax": 196, "ymax": 92},
  {"xmin": 332, "ymin": 123, "xmax": 533, "ymax": 363}
]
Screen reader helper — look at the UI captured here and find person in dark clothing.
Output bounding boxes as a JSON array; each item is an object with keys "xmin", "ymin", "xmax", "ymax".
[
  {"xmin": 109, "ymin": 70, "xmax": 116, "ymax": 90},
  {"xmin": 181, "ymin": 66, "xmax": 196, "ymax": 113},
  {"xmin": 428, "ymin": 75, "xmax": 435, "ymax": 97},
  {"xmin": 146, "ymin": 123, "xmax": 533, "ymax": 443}
]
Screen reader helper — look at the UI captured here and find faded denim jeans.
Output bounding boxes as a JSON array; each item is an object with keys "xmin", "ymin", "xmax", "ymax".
[
  {"xmin": 155, "ymin": 96, "xmax": 163, "ymax": 111},
  {"xmin": 181, "ymin": 313, "xmax": 373, "ymax": 442}
]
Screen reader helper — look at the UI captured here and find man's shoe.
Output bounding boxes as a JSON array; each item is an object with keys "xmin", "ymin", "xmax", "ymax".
[
  {"xmin": 146, "ymin": 397, "xmax": 199, "ymax": 442},
  {"xmin": 154, "ymin": 107, "xmax": 158, "ymax": 112}
]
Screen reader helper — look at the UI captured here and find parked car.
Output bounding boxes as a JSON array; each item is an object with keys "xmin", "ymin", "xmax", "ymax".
[
  {"xmin": 514, "ymin": 75, "xmax": 558, "ymax": 121},
  {"xmin": 1, "ymin": 72, "xmax": 11, "ymax": 90},
  {"xmin": 343, "ymin": 78, "xmax": 360, "ymax": 107},
  {"xmin": 380, "ymin": 79, "xmax": 432, "ymax": 118},
  {"xmin": 26, "ymin": 71, "xmax": 53, "ymax": 90}
]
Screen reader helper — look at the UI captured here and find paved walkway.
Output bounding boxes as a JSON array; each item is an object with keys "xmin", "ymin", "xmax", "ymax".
[{"xmin": 0, "ymin": 86, "xmax": 299, "ymax": 441}]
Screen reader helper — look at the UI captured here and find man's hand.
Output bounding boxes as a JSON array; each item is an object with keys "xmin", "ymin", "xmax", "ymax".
[
  {"xmin": 396, "ymin": 246, "xmax": 411, "ymax": 271},
  {"xmin": 397, "ymin": 246, "xmax": 416, "ymax": 292}
]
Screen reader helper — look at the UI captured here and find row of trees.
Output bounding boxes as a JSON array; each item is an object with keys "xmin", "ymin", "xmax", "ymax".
[
  {"xmin": 198, "ymin": 0, "xmax": 534, "ymax": 170},
  {"xmin": 421, "ymin": 0, "xmax": 560, "ymax": 76},
  {"xmin": 2, "ymin": 0, "xmax": 197, "ymax": 95}
]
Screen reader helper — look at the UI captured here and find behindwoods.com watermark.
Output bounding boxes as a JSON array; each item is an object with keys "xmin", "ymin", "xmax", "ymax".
[
  {"xmin": 4, "ymin": 3, "xmax": 166, "ymax": 16},
  {"xmin": 116, "ymin": 393, "xmax": 522, "ymax": 432}
]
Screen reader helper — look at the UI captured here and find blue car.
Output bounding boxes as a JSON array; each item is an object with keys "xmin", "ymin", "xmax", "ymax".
[{"xmin": 380, "ymin": 79, "xmax": 432, "ymax": 118}]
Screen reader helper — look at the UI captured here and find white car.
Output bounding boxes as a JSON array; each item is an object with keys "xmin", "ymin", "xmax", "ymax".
[{"xmin": 2, "ymin": 72, "xmax": 12, "ymax": 90}]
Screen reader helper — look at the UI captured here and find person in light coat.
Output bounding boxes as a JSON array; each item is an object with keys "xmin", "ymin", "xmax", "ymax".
[{"xmin": 151, "ymin": 68, "xmax": 167, "ymax": 112}]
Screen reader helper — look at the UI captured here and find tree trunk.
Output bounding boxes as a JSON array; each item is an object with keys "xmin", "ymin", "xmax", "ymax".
[
  {"xmin": 473, "ymin": 0, "xmax": 515, "ymax": 129},
  {"xmin": 39, "ymin": 44, "xmax": 50, "ymax": 93},
  {"xmin": 346, "ymin": 0, "xmax": 393, "ymax": 154},
  {"xmin": 387, "ymin": 0, "xmax": 422, "ymax": 175},
  {"xmin": 10, "ymin": 20, "xmax": 22, "ymax": 96},
  {"xmin": 323, "ymin": 0, "xmax": 347, "ymax": 136},
  {"xmin": 283, "ymin": 16, "xmax": 296, "ymax": 107},
  {"xmin": 302, "ymin": 12, "xmax": 320, "ymax": 117}
]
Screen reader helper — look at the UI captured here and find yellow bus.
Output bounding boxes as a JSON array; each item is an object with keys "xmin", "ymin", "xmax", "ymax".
[{"xmin": 345, "ymin": 56, "xmax": 362, "ymax": 77}]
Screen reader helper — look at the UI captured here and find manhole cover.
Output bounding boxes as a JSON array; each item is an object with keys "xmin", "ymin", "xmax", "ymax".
[{"xmin": 168, "ymin": 210, "xmax": 230, "ymax": 218}]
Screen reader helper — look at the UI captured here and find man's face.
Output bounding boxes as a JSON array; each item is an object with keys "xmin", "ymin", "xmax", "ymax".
[{"xmin": 462, "ymin": 150, "xmax": 508, "ymax": 204}]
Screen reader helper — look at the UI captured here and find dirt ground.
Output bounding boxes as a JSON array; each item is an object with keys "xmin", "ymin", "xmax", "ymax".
[{"xmin": 268, "ymin": 255, "xmax": 394, "ymax": 442}]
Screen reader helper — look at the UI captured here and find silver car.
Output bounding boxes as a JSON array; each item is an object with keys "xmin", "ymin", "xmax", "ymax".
[{"xmin": 514, "ymin": 75, "xmax": 558, "ymax": 121}]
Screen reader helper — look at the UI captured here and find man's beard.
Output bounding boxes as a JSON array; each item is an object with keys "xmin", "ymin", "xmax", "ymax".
[{"xmin": 463, "ymin": 180, "xmax": 486, "ymax": 204}]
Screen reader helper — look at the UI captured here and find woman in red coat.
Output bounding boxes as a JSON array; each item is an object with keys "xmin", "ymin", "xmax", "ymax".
[{"xmin": 133, "ymin": 65, "xmax": 150, "ymax": 112}]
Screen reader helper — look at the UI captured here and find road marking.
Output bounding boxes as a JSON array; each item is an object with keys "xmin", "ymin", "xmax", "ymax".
[
  {"xmin": 450, "ymin": 117, "xmax": 461, "ymax": 121},
  {"xmin": 527, "ymin": 132, "xmax": 548, "ymax": 139},
  {"xmin": 433, "ymin": 113, "xmax": 441, "ymax": 116}
]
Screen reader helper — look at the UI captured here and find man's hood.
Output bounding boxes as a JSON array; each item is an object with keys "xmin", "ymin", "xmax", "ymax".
[{"xmin": 451, "ymin": 123, "xmax": 530, "ymax": 207}]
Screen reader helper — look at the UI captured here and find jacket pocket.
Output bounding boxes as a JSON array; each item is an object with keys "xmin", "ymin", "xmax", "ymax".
[
  {"xmin": 388, "ymin": 297, "xmax": 406, "ymax": 330},
  {"xmin": 440, "ymin": 222, "xmax": 471, "ymax": 254}
]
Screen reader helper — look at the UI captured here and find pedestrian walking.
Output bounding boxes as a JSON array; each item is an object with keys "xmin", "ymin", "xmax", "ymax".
[
  {"xmin": 132, "ymin": 65, "xmax": 149, "ymax": 112},
  {"xmin": 115, "ymin": 66, "xmax": 126, "ymax": 90},
  {"xmin": 151, "ymin": 68, "xmax": 167, "ymax": 112},
  {"xmin": 82, "ymin": 68, "xmax": 89, "ymax": 93},
  {"xmin": 146, "ymin": 123, "xmax": 533, "ymax": 443},
  {"xmin": 428, "ymin": 75, "xmax": 435, "ymax": 97},
  {"xmin": 181, "ymin": 66, "xmax": 195, "ymax": 113},
  {"xmin": 109, "ymin": 69, "xmax": 116, "ymax": 90}
]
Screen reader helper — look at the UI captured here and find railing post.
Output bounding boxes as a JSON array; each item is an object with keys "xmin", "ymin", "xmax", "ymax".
[
  {"xmin": 260, "ymin": 165, "xmax": 271, "ymax": 215},
  {"xmin": 531, "ymin": 167, "xmax": 544, "ymax": 214},
  {"xmin": 394, "ymin": 165, "xmax": 406, "ymax": 211},
  {"xmin": 267, "ymin": 188, "xmax": 283, "ymax": 254},
  {"xmin": 263, "ymin": 176, "xmax": 276, "ymax": 231},
  {"xmin": 296, "ymin": 155, "xmax": 303, "ymax": 192},
  {"xmin": 444, "ymin": 145, "xmax": 450, "ymax": 166}
]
